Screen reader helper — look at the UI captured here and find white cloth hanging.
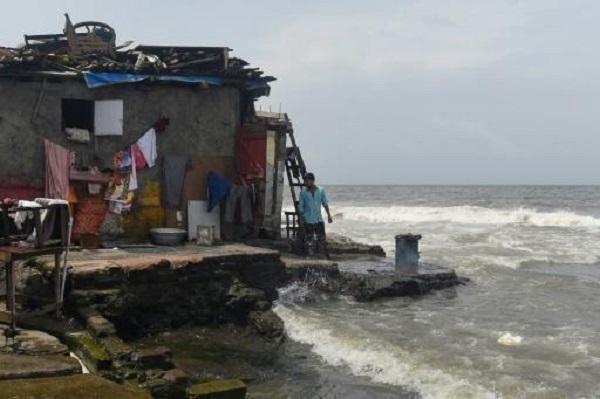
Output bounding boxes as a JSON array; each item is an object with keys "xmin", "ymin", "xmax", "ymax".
[
  {"xmin": 14, "ymin": 200, "xmax": 41, "ymax": 230},
  {"xmin": 129, "ymin": 144, "xmax": 138, "ymax": 191},
  {"xmin": 136, "ymin": 128, "xmax": 157, "ymax": 168}
]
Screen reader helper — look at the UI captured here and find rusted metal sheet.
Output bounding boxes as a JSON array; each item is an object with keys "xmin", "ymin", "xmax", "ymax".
[{"xmin": 236, "ymin": 129, "xmax": 266, "ymax": 181}]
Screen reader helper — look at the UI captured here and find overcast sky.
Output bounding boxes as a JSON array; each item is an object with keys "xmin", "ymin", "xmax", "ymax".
[{"xmin": 2, "ymin": 1, "xmax": 599, "ymax": 184}]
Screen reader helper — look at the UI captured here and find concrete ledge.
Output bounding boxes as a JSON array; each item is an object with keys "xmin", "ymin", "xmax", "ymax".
[
  {"xmin": 0, "ymin": 354, "xmax": 81, "ymax": 380},
  {"xmin": 0, "ymin": 329, "xmax": 69, "ymax": 356}
]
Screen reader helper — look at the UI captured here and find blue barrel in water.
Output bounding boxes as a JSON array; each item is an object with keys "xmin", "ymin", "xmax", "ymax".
[{"xmin": 395, "ymin": 234, "xmax": 422, "ymax": 276}]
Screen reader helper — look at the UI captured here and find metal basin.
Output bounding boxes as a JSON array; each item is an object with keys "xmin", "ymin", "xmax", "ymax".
[{"xmin": 150, "ymin": 228, "xmax": 187, "ymax": 246}]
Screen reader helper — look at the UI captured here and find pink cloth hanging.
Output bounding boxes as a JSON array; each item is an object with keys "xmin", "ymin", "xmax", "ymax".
[
  {"xmin": 131, "ymin": 143, "xmax": 147, "ymax": 169},
  {"xmin": 44, "ymin": 139, "xmax": 70, "ymax": 200}
]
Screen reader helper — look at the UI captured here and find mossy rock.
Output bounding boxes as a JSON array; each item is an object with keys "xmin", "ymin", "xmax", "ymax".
[
  {"xmin": 187, "ymin": 379, "xmax": 246, "ymax": 399},
  {"xmin": 64, "ymin": 332, "xmax": 111, "ymax": 372}
]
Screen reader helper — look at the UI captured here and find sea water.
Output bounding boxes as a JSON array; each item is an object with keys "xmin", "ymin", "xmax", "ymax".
[
  {"xmin": 140, "ymin": 186, "xmax": 600, "ymax": 398},
  {"xmin": 273, "ymin": 185, "xmax": 600, "ymax": 399}
]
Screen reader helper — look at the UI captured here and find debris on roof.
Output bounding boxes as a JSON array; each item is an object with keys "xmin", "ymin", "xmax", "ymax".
[{"xmin": 0, "ymin": 14, "xmax": 275, "ymax": 95}]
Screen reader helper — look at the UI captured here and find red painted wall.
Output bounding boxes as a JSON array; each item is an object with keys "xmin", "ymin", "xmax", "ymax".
[
  {"xmin": 236, "ymin": 129, "xmax": 266, "ymax": 182},
  {"xmin": 0, "ymin": 177, "xmax": 44, "ymax": 200}
]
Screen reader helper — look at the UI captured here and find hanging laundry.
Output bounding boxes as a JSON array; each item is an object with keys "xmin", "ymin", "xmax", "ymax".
[
  {"xmin": 137, "ymin": 128, "xmax": 158, "ymax": 167},
  {"xmin": 14, "ymin": 200, "xmax": 41, "ymax": 230},
  {"xmin": 238, "ymin": 185, "xmax": 254, "ymax": 224},
  {"xmin": 113, "ymin": 150, "xmax": 123, "ymax": 169},
  {"xmin": 225, "ymin": 185, "xmax": 239, "ymax": 223},
  {"xmin": 162, "ymin": 155, "xmax": 190, "ymax": 209},
  {"xmin": 131, "ymin": 143, "xmax": 147, "ymax": 169},
  {"xmin": 34, "ymin": 198, "xmax": 69, "ymax": 244},
  {"xmin": 108, "ymin": 200, "xmax": 124, "ymax": 214},
  {"xmin": 88, "ymin": 165, "xmax": 103, "ymax": 195},
  {"xmin": 119, "ymin": 148, "xmax": 132, "ymax": 169},
  {"xmin": 207, "ymin": 171, "xmax": 231, "ymax": 213},
  {"xmin": 106, "ymin": 173, "xmax": 131, "ymax": 201},
  {"xmin": 72, "ymin": 198, "xmax": 108, "ymax": 237},
  {"xmin": 224, "ymin": 184, "xmax": 253, "ymax": 224},
  {"xmin": 100, "ymin": 212, "xmax": 124, "ymax": 237},
  {"xmin": 44, "ymin": 139, "xmax": 70, "ymax": 200},
  {"xmin": 129, "ymin": 144, "xmax": 138, "ymax": 191}
]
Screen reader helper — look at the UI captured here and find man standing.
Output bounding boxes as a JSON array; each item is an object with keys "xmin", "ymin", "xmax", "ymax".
[{"xmin": 298, "ymin": 172, "xmax": 332, "ymax": 257}]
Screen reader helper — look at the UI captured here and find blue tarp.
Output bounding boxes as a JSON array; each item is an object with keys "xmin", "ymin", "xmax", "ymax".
[{"xmin": 83, "ymin": 72, "xmax": 224, "ymax": 88}]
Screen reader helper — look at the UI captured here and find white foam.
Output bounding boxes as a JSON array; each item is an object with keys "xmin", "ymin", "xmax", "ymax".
[
  {"xmin": 69, "ymin": 352, "xmax": 90, "ymax": 373},
  {"xmin": 497, "ymin": 333, "xmax": 523, "ymax": 346},
  {"xmin": 329, "ymin": 205, "xmax": 600, "ymax": 229},
  {"xmin": 275, "ymin": 304, "xmax": 497, "ymax": 399},
  {"xmin": 277, "ymin": 281, "xmax": 314, "ymax": 304}
]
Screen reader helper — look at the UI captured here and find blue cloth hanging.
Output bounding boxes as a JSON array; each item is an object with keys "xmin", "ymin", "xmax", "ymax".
[{"xmin": 207, "ymin": 171, "xmax": 231, "ymax": 212}]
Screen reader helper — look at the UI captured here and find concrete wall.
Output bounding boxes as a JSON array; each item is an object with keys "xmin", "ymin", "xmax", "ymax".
[
  {"xmin": 0, "ymin": 77, "xmax": 240, "ymax": 198},
  {"xmin": 0, "ymin": 77, "xmax": 240, "ymax": 240}
]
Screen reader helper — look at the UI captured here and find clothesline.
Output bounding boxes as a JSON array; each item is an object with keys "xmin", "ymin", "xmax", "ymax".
[{"xmin": 95, "ymin": 117, "xmax": 169, "ymax": 154}]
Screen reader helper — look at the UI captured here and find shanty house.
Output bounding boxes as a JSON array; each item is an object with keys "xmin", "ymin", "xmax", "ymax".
[{"xmin": 0, "ymin": 16, "xmax": 290, "ymax": 245}]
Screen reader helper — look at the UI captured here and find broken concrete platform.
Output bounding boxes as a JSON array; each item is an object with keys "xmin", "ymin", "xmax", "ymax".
[
  {"xmin": 340, "ymin": 262, "xmax": 463, "ymax": 301},
  {"xmin": 281, "ymin": 257, "xmax": 462, "ymax": 302}
]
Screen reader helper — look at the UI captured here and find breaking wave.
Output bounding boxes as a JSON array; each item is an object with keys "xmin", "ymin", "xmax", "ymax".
[
  {"xmin": 277, "ymin": 269, "xmax": 338, "ymax": 304},
  {"xmin": 274, "ymin": 304, "xmax": 498, "ymax": 399},
  {"xmin": 331, "ymin": 205, "xmax": 600, "ymax": 229}
]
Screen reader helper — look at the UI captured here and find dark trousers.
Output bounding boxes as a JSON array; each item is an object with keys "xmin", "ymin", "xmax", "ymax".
[
  {"xmin": 304, "ymin": 222, "xmax": 326, "ymax": 240},
  {"xmin": 300, "ymin": 222, "xmax": 329, "ymax": 258}
]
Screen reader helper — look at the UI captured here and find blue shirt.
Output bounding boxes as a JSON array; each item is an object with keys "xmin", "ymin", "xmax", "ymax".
[{"xmin": 299, "ymin": 186, "xmax": 329, "ymax": 224}]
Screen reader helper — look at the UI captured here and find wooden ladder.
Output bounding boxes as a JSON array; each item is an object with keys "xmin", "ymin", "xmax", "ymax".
[{"xmin": 284, "ymin": 130, "xmax": 307, "ymax": 239}]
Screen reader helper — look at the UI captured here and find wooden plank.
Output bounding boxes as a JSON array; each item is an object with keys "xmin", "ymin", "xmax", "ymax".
[{"xmin": 0, "ymin": 247, "xmax": 63, "ymax": 261}]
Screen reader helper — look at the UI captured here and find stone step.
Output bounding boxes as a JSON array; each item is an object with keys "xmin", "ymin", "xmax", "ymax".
[
  {"xmin": 0, "ymin": 354, "xmax": 81, "ymax": 380},
  {"xmin": 0, "ymin": 329, "xmax": 69, "ymax": 356},
  {"xmin": 131, "ymin": 346, "xmax": 174, "ymax": 370}
]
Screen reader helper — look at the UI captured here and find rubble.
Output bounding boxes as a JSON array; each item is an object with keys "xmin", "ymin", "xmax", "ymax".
[{"xmin": 0, "ymin": 14, "xmax": 275, "ymax": 97}]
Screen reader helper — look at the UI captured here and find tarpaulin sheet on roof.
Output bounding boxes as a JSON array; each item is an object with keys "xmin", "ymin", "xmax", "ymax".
[{"xmin": 83, "ymin": 72, "xmax": 224, "ymax": 88}]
